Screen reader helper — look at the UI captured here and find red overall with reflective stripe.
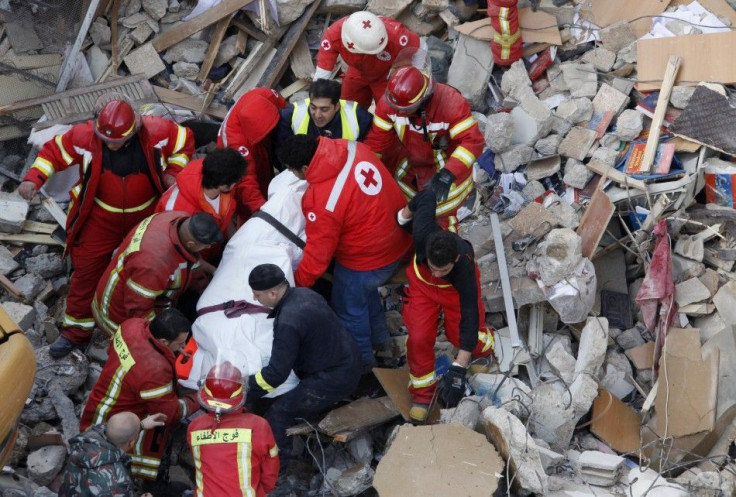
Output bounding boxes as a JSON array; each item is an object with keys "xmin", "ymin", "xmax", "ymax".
[{"xmin": 488, "ymin": 0, "xmax": 523, "ymax": 66}]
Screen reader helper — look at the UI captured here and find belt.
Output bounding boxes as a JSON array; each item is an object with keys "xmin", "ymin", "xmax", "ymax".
[
  {"xmin": 94, "ymin": 196, "xmax": 157, "ymax": 213},
  {"xmin": 198, "ymin": 299, "xmax": 271, "ymax": 318}
]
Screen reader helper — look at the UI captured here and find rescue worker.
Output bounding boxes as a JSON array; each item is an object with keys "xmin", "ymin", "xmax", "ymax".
[
  {"xmin": 315, "ymin": 11, "xmax": 422, "ymax": 109},
  {"xmin": 217, "ymin": 87, "xmax": 288, "ymax": 212},
  {"xmin": 278, "ymin": 135, "xmax": 412, "ymax": 369},
  {"xmin": 274, "ymin": 78, "xmax": 373, "ymax": 149},
  {"xmin": 365, "ymin": 59, "xmax": 485, "ymax": 231},
  {"xmin": 91, "ymin": 211, "xmax": 222, "ymax": 336},
  {"xmin": 397, "ymin": 189, "xmax": 494, "ymax": 423},
  {"xmin": 16, "ymin": 94, "xmax": 194, "ymax": 358},
  {"xmin": 247, "ymin": 264, "xmax": 361, "ymax": 463},
  {"xmin": 80, "ymin": 309, "xmax": 198, "ymax": 480},
  {"xmin": 156, "ymin": 147, "xmax": 247, "ymax": 263},
  {"xmin": 60, "ymin": 411, "xmax": 164, "ymax": 497},
  {"xmin": 188, "ymin": 362, "xmax": 279, "ymax": 496}
]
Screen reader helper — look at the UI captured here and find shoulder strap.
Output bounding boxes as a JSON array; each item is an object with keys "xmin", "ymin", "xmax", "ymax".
[{"xmin": 252, "ymin": 210, "xmax": 306, "ymax": 249}]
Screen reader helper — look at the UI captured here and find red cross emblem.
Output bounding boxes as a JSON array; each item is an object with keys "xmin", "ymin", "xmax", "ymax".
[
  {"xmin": 360, "ymin": 168, "xmax": 378, "ymax": 187},
  {"xmin": 321, "ymin": 39, "xmax": 331, "ymax": 50},
  {"xmin": 354, "ymin": 161, "xmax": 382, "ymax": 195},
  {"xmin": 362, "ymin": 20, "xmax": 372, "ymax": 29},
  {"xmin": 347, "ymin": 42, "xmax": 355, "ymax": 49}
]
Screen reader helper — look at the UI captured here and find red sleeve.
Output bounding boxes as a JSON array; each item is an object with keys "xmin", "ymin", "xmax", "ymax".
[
  {"xmin": 294, "ymin": 190, "xmax": 342, "ymax": 287},
  {"xmin": 315, "ymin": 19, "xmax": 344, "ymax": 72},
  {"xmin": 362, "ymin": 101, "xmax": 396, "ymax": 158},
  {"xmin": 137, "ymin": 379, "xmax": 187, "ymax": 425},
  {"xmin": 443, "ymin": 100, "xmax": 485, "ymax": 179},
  {"xmin": 122, "ymin": 255, "xmax": 172, "ymax": 321},
  {"xmin": 235, "ymin": 173, "xmax": 266, "ymax": 213},
  {"xmin": 24, "ymin": 126, "xmax": 84, "ymax": 187},
  {"xmin": 161, "ymin": 120, "xmax": 195, "ymax": 178}
]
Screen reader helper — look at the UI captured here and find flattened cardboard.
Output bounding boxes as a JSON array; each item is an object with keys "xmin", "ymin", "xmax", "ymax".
[
  {"xmin": 591, "ymin": 389, "xmax": 643, "ymax": 453},
  {"xmin": 584, "ymin": 0, "xmax": 671, "ymax": 37},
  {"xmin": 373, "ymin": 424, "xmax": 502, "ymax": 497},
  {"xmin": 637, "ymin": 31, "xmax": 736, "ymax": 92},
  {"xmin": 703, "ymin": 329, "xmax": 736, "ymax": 419},
  {"xmin": 373, "ymin": 368, "xmax": 440, "ymax": 423},
  {"xmin": 625, "ymin": 342, "xmax": 655, "ymax": 370},
  {"xmin": 454, "ymin": 8, "xmax": 562, "ymax": 45},
  {"xmin": 655, "ymin": 328, "xmax": 718, "ymax": 438}
]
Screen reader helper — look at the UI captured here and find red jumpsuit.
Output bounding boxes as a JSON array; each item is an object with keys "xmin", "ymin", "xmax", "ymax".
[
  {"xmin": 315, "ymin": 16, "xmax": 420, "ymax": 109},
  {"xmin": 91, "ymin": 212, "xmax": 200, "ymax": 336},
  {"xmin": 188, "ymin": 411, "xmax": 279, "ymax": 497},
  {"xmin": 22, "ymin": 118, "xmax": 194, "ymax": 346},
  {"xmin": 364, "ymin": 83, "xmax": 484, "ymax": 231},
  {"xmin": 294, "ymin": 137, "xmax": 412, "ymax": 288},
  {"xmin": 217, "ymin": 88, "xmax": 287, "ymax": 216},
  {"xmin": 155, "ymin": 158, "xmax": 238, "ymax": 263},
  {"xmin": 80, "ymin": 317, "xmax": 198, "ymax": 479}
]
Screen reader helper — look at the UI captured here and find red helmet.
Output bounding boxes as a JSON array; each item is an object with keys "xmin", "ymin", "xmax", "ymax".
[
  {"xmin": 385, "ymin": 66, "xmax": 434, "ymax": 114},
  {"xmin": 94, "ymin": 99, "xmax": 139, "ymax": 143},
  {"xmin": 198, "ymin": 361, "xmax": 246, "ymax": 414}
]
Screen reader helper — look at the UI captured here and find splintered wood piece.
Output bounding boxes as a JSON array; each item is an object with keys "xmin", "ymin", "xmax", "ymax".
[
  {"xmin": 640, "ymin": 55, "xmax": 681, "ymax": 173},
  {"xmin": 317, "ymin": 396, "xmax": 399, "ymax": 437}
]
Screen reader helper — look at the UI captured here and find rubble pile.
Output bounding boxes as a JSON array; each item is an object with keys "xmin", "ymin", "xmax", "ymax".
[{"xmin": 2, "ymin": 0, "xmax": 736, "ymax": 495}]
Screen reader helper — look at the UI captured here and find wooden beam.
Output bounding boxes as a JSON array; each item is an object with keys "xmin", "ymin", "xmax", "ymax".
[
  {"xmin": 0, "ymin": 273, "xmax": 23, "ymax": 300},
  {"xmin": 289, "ymin": 34, "xmax": 315, "ymax": 81},
  {"xmin": 235, "ymin": 30, "xmax": 248, "ymax": 54},
  {"xmin": 198, "ymin": 17, "xmax": 231, "ymax": 82},
  {"xmin": 151, "ymin": 0, "xmax": 256, "ymax": 53},
  {"xmin": 257, "ymin": 0, "xmax": 322, "ymax": 88},
  {"xmin": 152, "ymin": 86, "xmax": 228, "ymax": 119},
  {"xmin": 57, "ymin": 0, "xmax": 102, "ymax": 91},
  {"xmin": 640, "ymin": 55, "xmax": 681, "ymax": 173},
  {"xmin": 223, "ymin": 41, "xmax": 271, "ymax": 100},
  {"xmin": 0, "ymin": 233, "xmax": 64, "ymax": 246},
  {"xmin": 232, "ymin": 17, "xmax": 267, "ymax": 42},
  {"xmin": 22, "ymin": 220, "xmax": 56, "ymax": 234}
]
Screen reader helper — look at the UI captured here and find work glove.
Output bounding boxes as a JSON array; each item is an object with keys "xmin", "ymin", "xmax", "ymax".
[
  {"xmin": 429, "ymin": 169, "xmax": 455, "ymax": 204},
  {"xmin": 437, "ymin": 364, "xmax": 468, "ymax": 408}
]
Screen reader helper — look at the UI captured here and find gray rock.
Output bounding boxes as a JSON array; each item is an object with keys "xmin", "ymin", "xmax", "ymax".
[
  {"xmin": 563, "ymin": 158, "xmax": 593, "ymax": 189},
  {"xmin": 163, "ymin": 39, "xmax": 208, "ymax": 63},
  {"xmin": 501, "ymin": 59, "xmax": 531, "ymax": 102},
  {"xmin": 0, "ymin": 244, "xmax": 19, "ymax": 275},
  {"xmin": 366, "ymin": 0, "xmax": 412, "ymax": 19},
  {"xmin": 484, "ymin": 112, "xmax": 514, "ymax": 153},
  {"xmin": 27, "ymin": 446, "xmax": 67, "ymax": 487},
  {"xmin": 615, "ymin": 109, "xmax": 643, "ymax": 141},
  {"xmin": 22, "ymin": 396, "xmax": 58, "ymax": 424},
  {"xmin": 173, "ymin": 61, "xmax": 200, "ymax": 79},
  {"xmin": 448, "ymin": 34, "xmax": 493, "ymax": 109},
  {"xmin": 0, "ymin": 192, "xmax": 29, "ymax": 234},
  {"xmin": 494, "ymin": 144, "xmax": 534, "ymax": 173},
  {"xmin": 34, "ymin": 346, "xmax": 88, "ymax": 395},
  {"xmin": 555, "ymin": 98, "xmax": 593, "ymax": 124},
  {"xmin": 129, "ymin": 23, "xmax": 154, "ymax": 45},
  {"xmin": 670, "ymin": 86, "xmax": 696, "ymax": 109},
  {"xmin": 327, "ymin": 463, "xmax": 374, "ymax": 496},
  {"xmin": 121, "ymin": 12, "xmax": 154, "ymax": 29},
  {"xmin": 522, "ymin": 180, "xmax": 546, "ymax": 201},
  {"xmin": 599, "ymin": 21, "xmax": 637, "ymax": 53},
  {"xmin": 617, "ymin": 41, "xmax": 637, "ymax": 65},
  {"xmin": 124, "ymin": 0, "xmax": 142, "ymax": 16},
  {"xmin": 168, "ymin": 0, "xmax": 180, "ymax": 12},
  {"xmin": 535, "ymin": 134, "xmax": 563, "ymax": 156},
  {"xmin": 14, "ymin": 273, "xmax": 45, "ymax": 300},
  {"xmin": 320, "ymin": 0, "xmax": 367, "ymax": 14},
  {"xmin": 142, "ymin": 0, "xmax": 168, "ymax": 20},
  {"xmin": 616, "ymin": 325, "xmax": 646, "ymax": 350},
  {"xmin": 346, "ymin": 431, "xmax": 373, "ymax": 464},
  {"xmin": 547, "ymin": 65, "xmax": 568, "ymax": 93},
  {"xmin": 24, "ymin": 252, "xmax": 64, "ymax": 278},
  {"xmin": 213, "ymin": 35, "xmax": 240, "ymax": 67},
  {"xmin": 581, "ymin": 47, "xmax": 616, "ymax": 72},
  {"xmin": 440, "ymin": 396, "xmax": 482, "ymax": 430},
  {"xmin": 89, "ymin": 19, "xmax": 111, "ymax": 46},
  {"xmin": 2, "ymin": 301, "xmax": 36, "ymax": 331},
  {"xmin": 561, "ymin": 63, "xmax": 598, "ymax": 98},
  {"xmin": 527, "ymin": 228, "xmax": 583, "ymax": 286},
  {"xmin": 589, "ymin": 146, "xmax": 619, "ymax": 169}
]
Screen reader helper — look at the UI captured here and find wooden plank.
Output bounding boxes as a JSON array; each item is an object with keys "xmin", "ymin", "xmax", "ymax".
[
  {"xmin": 372, "ymin": 368, "xmax": 440, "ymax": 423},
  {"xmin": 317, "ymin": 396, "xmax": 399, "ymax": 437},
  {"xmin": 198, "ymin": 17, "xmax": 231, "ymax": 82},
  {"xmin": 280, "ymin": 79, "xmax": 310, "ymax": 99},
  {"xmin": 0, "ymin": 233, "xmax": 64, "ymax": 246},
  {"xmin": 0, "ymin": 273, "xmax": 23, "ymax": 300},
  {"xmin": 232, "ymin": 17, "xmax": 267, "ymax": 42},
  {"xmin": 590, "ymin": 389, "xmax": 642, "ymax": 453},
  {"xmin": 57, "ymin": 0, "xmax": 102, "ymax": 91},
  {"xmin": 235, "ymin": 30, "xmax": 248, "ymax": 53},
  {"xmin": 151, "ymin": 0, "xmax": 256, "ymax": 53},
  {"xmin": 640, "ymin": 55, "xmax": 681, "ymax": 173},
  {"xmin": 257, "ymin": 0, "xmax": 321, "ymax": 88},
  {"xmin": 576, "ymin": 185, "xmax": 615, "ymax": 259},
  {"xmin": 223, "ymin": 41, "xmax": 270, "ymax": 100},
  {"xmin": 152, "ymin": 87, "xmax": 228, "ymax": 120},
  {"xmin": 584, "ymin": 160, "xmax": 647, "ymax": 191},
  {"xmin": 41, "ymin": 197, "xmax": 68, "ymax": 228},
  {"xmin": 22, "ymin": 221, "xmax": 56, "ymax": 234},
  {"xmin": 289, "ymin": 34, "xmax": 315, "ymax": 81}
]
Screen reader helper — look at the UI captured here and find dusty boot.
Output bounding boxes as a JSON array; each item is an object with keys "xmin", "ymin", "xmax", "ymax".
[
  {"xmin": 49, "ymin": 336, "xmax": 77, "ymax": 359},
  {"xmin": 409, "ymin": 403, "xmax": 429, "ymax": 424}
]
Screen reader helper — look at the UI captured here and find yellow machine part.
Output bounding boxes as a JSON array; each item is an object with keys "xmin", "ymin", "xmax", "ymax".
[{"xmin": 0, "ymin": 306, "xmax": 36, "ymax": 467}]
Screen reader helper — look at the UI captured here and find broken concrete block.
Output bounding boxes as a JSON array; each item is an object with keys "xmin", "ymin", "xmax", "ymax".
[
  {"xmin": 34, "ymin": 346, "xmax": 88, "ymax": 394},
  {"xmin": 675, "ymin": 277, "xmax": 712, "ymax": 307},
  {"xmin": 500, "ymin": 59, "xmax": 531, "ymax": 102},
  {"xmin": 599, "ymin": 21, "xmax": 637, "ymax": 53},
  {"xmin": 575, "ymin": 317, "xmax": 608, "ymax": 380},
  {"xmin": 617, "ymin": 324, "xmax": 646, "ymax": 350},
  {"xmin": 440, "ymin": 396, "xmax": 482, "ymax": 430},
  {"xmin": 346, "ymin": 432, "xmax": 373, "ymax": 465},
  {"xmin": 213, "ymin": 34, "xmax": 241, "ymax": 67},
  {"xmin": 526, "ymin": 228, "xmax": 583, "ymax": 287},
  {"xmin": 522, "ymin": 180, "xmax": 545, "ymax": 201},
  {"xmin": 582, "ymin": 47, "xmax": 617, "ymax": 72},
  {"xmin": 24, "ymin": 253, "xmax": 64, "ymax": 279},
  {"xmin": 577, "ymin": 450, "xmax": 623, "ymax": 486},
  {"xmin": 13, "ymin": 273, "xmax": 45, "ymax": 300},
  {"xmin": 713, "ymin": 281, "xmax": 736, "ymax": 326},
  {"xmin": 142, "ymin": 0, "xmax": 168, "ymax": 20},
  {"xmin": 130, "ymin": 23, "xmax": 154, "ymax": 45},
  {"xmin": 320, "ymin": 0, "xmax": 368, "ymax": 14},
  {"xmin": 526, "ymin": 155, "xmax": 560, "ymax": 181},
  {"xmin": 615, "ymin": 109, "xmax": 643, "ymax": 141},
  {"xmin": 482, "ymin": 407, "xmax": 548, "ymax": 494},
  {"xmin": 2, "ymin": 302, "xmax": 36, "ymax": 331},
  {"xmin": 375, "ymin": 424, "xmax": 502, "ymax": 496},
  {"xmin": 124, "ymin": 42, "xmax": 166, "ymax": 78},
  {"xmin": 601, "ymin": 350, "xmax": 634, "ymax": 399},
  {"xmin": 122, "ymin": 12, "xmax": 154, "ymax": 29},
  {"xmin": 0, "ymin": 192, "xmax": 29, "ymax": 234},
  {"xmin": 86, "ymin": 45, "xmax": 110, "ymax": 82},
  {"xmin": 173, "ymin": 61, "xmax": 199, "ymax": 79},
  {"xmin": 534, "ymin": 134, "xmax": 562, "ymax": 156},
  {"xmin": 561, "ymin": 63, "xmax": 597, "ymax": 98},
  {"xmin": 366, "ymin": 0, "xmax": 412, "ymax": 18},
  {"xmin": 555, "ymin": 97, "xmax": 593, "ymax": 124},
  {"xmin": 529, "ymin": 382, "xmax": 577, "ymax": 452},
  {"xmin": 699, "ymin": 268, "xmax": 720, "ymax": 297},
  {"xmin": 0, "ymin": 245, "xmax": 19, "ymax": 275},
  {"xmin": 627, "ymin": 468, "xmax": 689, "ymax": 496},
  {"xmin": 563, "ymin": 158, "xmax": 593, "ymax": 189},
  {"xmin": 588, "ymin": 146, "xmax": 618, "ymax": 170},
  {"xmin": 670, "ymin": 86, "xmax": 696, "ymax": 109},
  {"xmin": 592, "ymin": 83, "xmax": 629, "ymax": 116},
  {"xmin": 484, "ymin": 112, "xmax": 514, "ymax": 153},
  {"xmin": 89, "ymin": 19, "xmax": 111, "ymax": 46},
  {"xmin": 510, "ymin": 103, "xmax": 553, "ymax": 146},
  {"xmin": 546, "ymin": 196, "xmax": 580, "ymax": 229},
  {"xmin": 544, "ymin": 340, "xmax": 576, "ymax": 385},
  {"xmin": 447, "ymin": 34, "xmax": 492, "ymax": 109},
  {"xmin": 694, "ymin": 312, "xmax": 727, "ymax": 343},
  {"xmin": 558, "ymin": 126, "xmax": 597, "ymax": 161},
  {"xmin": 163, "ymin": 39, "xmax": 209, "ymax": 64},
  {"xmin": 547, "ymin": 65, "xmax": 568, "ymax": 93},
  {"xmin": 494, "ymin": 144, "xmax": 534, "ymax": 173},
  {"xmin": 672, "ymin": 254, "xmax": 706, "ymax": 282},
  {"xmin": 469, "ymin": 374, "xmax": 531, "ymax": 420},
  {"xmin": 27, "ymin": 445, "xmax": 67, "ymax": 486}
]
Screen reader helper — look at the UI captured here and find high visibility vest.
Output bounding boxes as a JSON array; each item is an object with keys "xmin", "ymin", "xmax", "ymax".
[{"xmin": 291, "ymin": 98, "xmax": 360, "ymax": 140}]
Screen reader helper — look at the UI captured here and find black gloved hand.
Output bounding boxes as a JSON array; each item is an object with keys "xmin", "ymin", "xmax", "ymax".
[
  {"xmin": 437, "ymin": 364, "xmax": 468, "ymax": 408},
  {"xmin": 430, "ymin": 169, "xmax": 456, "ymax": 203}
]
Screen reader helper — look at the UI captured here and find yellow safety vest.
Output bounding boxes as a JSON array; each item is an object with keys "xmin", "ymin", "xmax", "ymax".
[{"xmin": 291, "ymin": 98, "xmax": 360, "ymax": 140}]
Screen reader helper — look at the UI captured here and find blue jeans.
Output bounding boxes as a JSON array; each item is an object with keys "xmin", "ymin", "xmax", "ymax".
[{"xmin": 331, "ymin": 261, "xmax": 398, "ymax": 366}]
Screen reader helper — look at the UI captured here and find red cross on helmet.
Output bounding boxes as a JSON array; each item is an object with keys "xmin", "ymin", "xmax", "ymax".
[
  {"xmin": 385, "ymin": 66, "xmax": 435, "ymax": 114},
  {"xmin": 198, "ymin": 361, "xmax": 246, "ymax": 415},
  {"xmin": 341, "ymin": 11, "xmax": 388, "ymax": 55},
  {"xmin": 94, "ymin": 96, "xmax": 140, "ymax": 143}
]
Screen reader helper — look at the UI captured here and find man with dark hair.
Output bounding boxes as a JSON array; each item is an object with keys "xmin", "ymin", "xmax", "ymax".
[
  {"xmin": 60, "ymin": 411, "xmax": 164, "ymax": 496},
  {"xmin": 92, "ymin": 211, "xmax": 223, "ymax": 336},
  {"xmin": 278, "ymin": 134, "xmax": 412, "ymax": 370},
  {"xmin": 275, "ymin": 79, "xmax": 373, "ymax": 154},
  {"xmin": 397, "ymin": 189, "xmax": 495, "ymax": 423},
  {"xmin": 80, "ymin": 309, "xmax": 199, "ymax": 480},
  {"xmin": 246, "ymin": 263, "xmax": 361, "ymax": 464},
  {"xmin": 157, "ymin": 148, "xmax": 248, "ymax": 262}
]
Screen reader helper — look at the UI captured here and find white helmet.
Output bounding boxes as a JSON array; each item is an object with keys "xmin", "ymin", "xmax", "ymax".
[{"xmin": 341, "ymin": 11, "xmax": 388, "ymax": 55}]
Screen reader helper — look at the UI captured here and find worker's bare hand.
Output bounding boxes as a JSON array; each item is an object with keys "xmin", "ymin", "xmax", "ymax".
[
  {"xmin": 17, "ymin": 181, "xmax": 38, "ymax": 200},
  {"xmin": 141, "ymin": 412, "xmax": 167, "ymax": 430}
]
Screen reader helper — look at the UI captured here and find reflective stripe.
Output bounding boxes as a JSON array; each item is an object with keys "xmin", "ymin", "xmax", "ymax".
[
  {"xmin": 339, "ymin": 100, "xmax": 360, "ymax": 140},
  {"xmin": 62, "ymin": 314, "xmax": 96, "ymax": 330},
  {"xmin": 412, "ymin": 255, "xmax": 452, "ymax": 288},
  {"xmin": 499, "ymin": 7, "xmax": 511, "ymax": 34},
  {"xmin": 92, "ymin": 363, "xmax": 128, "ymax": 425},
  {"xmin": 237, "ymin": 433, "xmax": 256, "ymax": 497},
  {"xmin": 478, "ymin": 330, "xmax": 494, "ymax": 353},
  {"xmin": 255, "ymin": 370, "xmax": 275, "ymax": 392},
  {"xmin": 291, "ymin": 100, "xmax": 310, "ymax": 134},
  {"xmin": 173, "ymin": 125, "xmax": 187, "ymax": 153},
  {"xmin": 132, "ymin": 467, "xmax": 159, "ymax": 478},
  {"xmin": 126, "ymin": 278, "xmax": 164, "ymax": 299},
  {"xmin": 167, "ymin": 154, "xmax": 188, "ymax": 167},
  {"xmin": 178, "ymin": 398, "xmax": 189, "ymax": 419},
  {"xmin": 373, "ymin": 114, "xmax": 393, "ymax": 131},
  {"xmin": 450, "ymin": 145, "xmax": 476, "ymax": 167},
  {"xmin": 269, "ymin": 445, "xmax": 279, "ymax": 457},
  {"xmin": 193, "ymin": 446, "xmax": 204, "ymax": 496},
  {"xmin": 70, "ymin": 184, "xmax": 82, "ymax": 200},
  {"xmin": 55, "ymin": 135, "xmax": 73, "ymax": 165},
  {"xmin": 140, "ymin": 382, "xmax": 174, "ymax": 399},
  {"xmin": 165, "ymin": 188, "xmax": 180, "ymax": 211},
  {"xmin": 32, "ymin": 157, "xmax": 55, "ymax": 177},
  {"xmin": 410, "ymin": 370, "xmax": 437, "ymax": 388},
  {"xmin": 436, "ymin": 175, "xmax": 474, "ymax": 216},
  {"xmin": 131, "ymin": 454, "xmax": 161, "ymax": 466},
  {"xmin": 449, "ymin": 116, "xmax": 476, "ymax": 138},
  {"xmin": 93, "ymin": 195, "xmax": 157, "ymax": 213},
  {"xmin": 325, "ymin": 141, "xmax": 357, "ymax": 213}
]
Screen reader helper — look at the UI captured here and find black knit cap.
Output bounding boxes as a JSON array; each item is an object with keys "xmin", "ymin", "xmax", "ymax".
[
  {"xmin": 189, "ymin": 212, "xmax": 224, "ymax": 244},
  {"xmin": 249, "ymin": 264, "xmax": 287, "ymax": 291}
]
